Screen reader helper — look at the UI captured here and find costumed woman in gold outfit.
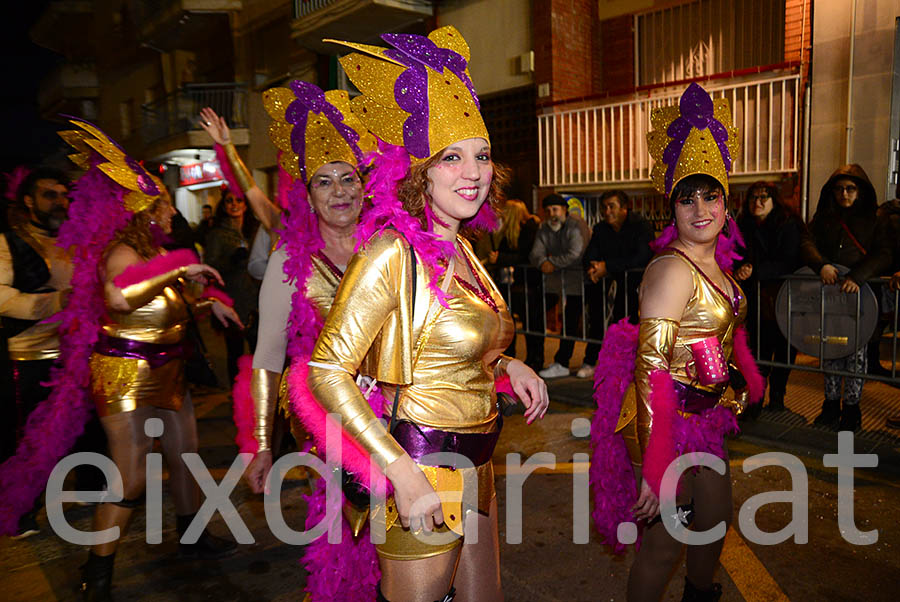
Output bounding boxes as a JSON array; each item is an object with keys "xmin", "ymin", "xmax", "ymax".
[
  {"xmin": 590, "ymin": 83, "xmax": 764, "ymax": 602},
  {"xmin": 302, "ymin": 27, "xmax": 549, "ymax": 602},
  {"xmin": 54, "ymin": 119, "xmax": 243, "ymax": 601}
]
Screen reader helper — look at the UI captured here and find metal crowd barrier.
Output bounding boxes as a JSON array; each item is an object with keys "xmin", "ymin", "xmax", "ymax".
[{"xmin": 497, "ymin": 263, "xmax": 900, "ymax": 383}]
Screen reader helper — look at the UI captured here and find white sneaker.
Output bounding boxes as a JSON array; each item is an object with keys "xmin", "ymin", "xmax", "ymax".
[
  {"xmin": 575, "ymin": 363, "xmax": 595, "ymax": 379},
  {"xmin": 539, "ymin": 363, "xmax": 570, "ymax": 378}
]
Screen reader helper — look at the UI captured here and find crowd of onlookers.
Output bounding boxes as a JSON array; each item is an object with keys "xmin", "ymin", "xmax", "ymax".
[{"xmin": 474, "ymin": 163, "xmax": 900, "ymax": 432}]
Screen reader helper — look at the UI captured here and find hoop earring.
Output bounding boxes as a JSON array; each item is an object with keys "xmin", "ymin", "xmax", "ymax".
[{"xmin": 308, "ymin": 203, "xmax": 315, "ymax": 214}]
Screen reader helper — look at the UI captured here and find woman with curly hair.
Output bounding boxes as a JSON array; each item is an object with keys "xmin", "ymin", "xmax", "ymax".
[{"xmin": 303, "ymin": 26, "xmax": 549, "ymax": 602}]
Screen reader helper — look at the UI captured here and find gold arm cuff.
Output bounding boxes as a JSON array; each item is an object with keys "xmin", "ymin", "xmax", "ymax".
[
  {"xmin": 493, "ymin": 354, "xmax": 513, "ymax": 378},
  {"xmin": 251, "ymin": 368, "xmax": 281, "ymax": 452},
  {"xmin": 119, "ymin": 267, "xmax": 187, "ymax": 310},
  {"xmin": 634, "ymin": 317, "xmax": 679, "ymax": 457},
  {"xmin": 224, "ymin": 143, "xmax": 255, "ymax": 193}
]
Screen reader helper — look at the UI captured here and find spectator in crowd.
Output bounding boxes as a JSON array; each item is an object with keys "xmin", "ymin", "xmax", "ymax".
[
  {"xmin": 873, "ymin": 182, "xmax": 900, "ymax": 377},
  {"xmin": 194, "ymin": 202, "xmax": 214, "ymax": 247},
  {"xmin": 801, "ymin": 164, "xmax": 893, "ymax": 431},
  {"xmin": 529, "ymin": 193, "xmax": 587, "ymax": 378},
  {"xmin": 579, "ymin": 190, "xmax": 654, "ymax": 378},
  {"xmin": 476, "ymin": 199, "xmax": 542, "ymax": 363},
  {"xmin": 205, "ymin": 188, "xmax": 260, "ymax": 381},
  {"xmin": 734, "ymin": 182, "xmax": 806, "ymax": 416}
]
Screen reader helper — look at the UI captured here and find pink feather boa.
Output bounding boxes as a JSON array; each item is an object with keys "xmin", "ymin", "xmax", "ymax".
[
  {"xmin": 732, "ymin": 325, "xmax": 765, "ymax": 404},
  {"xmin": 214, "ymin": 143, "xmax": 246, "ymax": 200},
  {"xmin": 0, "ymin": 166, "xmax": 131, "ymax": 535},
  {"xmin": 231, "ymin": 354, "xmax": 258, "ymax": 456},
  {"xmin": 589, "ymin": 320, "xmax": 744, "ymax": 553},
  {"xmin": 112, "ymin": 248, "xmax": 197, "ymax": 287},
  {"xmin": 650, "ymin": 215, "xmax": 745, "ymax": 272}
]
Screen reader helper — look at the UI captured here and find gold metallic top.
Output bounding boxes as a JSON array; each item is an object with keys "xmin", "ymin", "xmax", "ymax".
[
  {"xmin": 103, "ymin": 283, "xmax": 190, "ymax": 344},
  {"xmin": 222, "ymin": 143, "xmax": 256, "ymax": 193},
  {"xmin": 307, "ymin": 253, "xmax": 344, "ymax": 320},
  {"xmin": 1, "ymin": 222, "xmax": 73, "ymax": 360},
  {"xmin": 119, "ymin": 266, "xmax": 188, "ymax": 312},
  {"xmin": 631, "ymin": 250, "xmax": 747, "ymax": 457},
  {"xmin": 308, "ymin": 231, "xmax": 513, "ymax": 469}
]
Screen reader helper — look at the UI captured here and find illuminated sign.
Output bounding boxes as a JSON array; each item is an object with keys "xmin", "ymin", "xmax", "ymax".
[{"xmin": 179, "ymin": 161, "xmax": 224, "ymax": 186}]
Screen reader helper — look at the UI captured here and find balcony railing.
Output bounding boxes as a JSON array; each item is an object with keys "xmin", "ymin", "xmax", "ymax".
[
  {"xmin": 141, "ymin": 83, "xmax": 248, "ymax": 145},
  {"xmin": 538, "ymin": 74, "xmax": 801, "ymax": 188},
  {"xmin": 293, "ymin": 0, "xmax": 432, "ymax": 19}
]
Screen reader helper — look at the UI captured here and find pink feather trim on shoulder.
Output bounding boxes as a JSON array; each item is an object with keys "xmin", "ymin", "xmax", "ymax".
[
  {"xmin": 200, "ymin": 286, "xmax": 234, "ymax": 307},
  {"xmin": 732, "ymin": 325, "xmax": 765, "ymax": 404},
  {"xmin": 642, "ymin": 369, "xmax": 678, "ymax": 497},
  {"xmin": 232, "ymin": 355, "xmax": 258, "ymax": 456},
  {"xmin": 214, "ymin": 143, "xmax": 246, "ymax": 200},
  {"xmin": 287, "ymin": 356, "xmax": 391, "ymax": 496},
  {"xmin": 495, "ymin": 374, "xmax": 515, "ymax": 398},
  {"xmin": 113, "ymin": 248, "xmax": 198, "ymax": 288}
]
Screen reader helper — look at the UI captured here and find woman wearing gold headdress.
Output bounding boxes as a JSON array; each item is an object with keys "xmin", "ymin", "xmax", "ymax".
[
  {"xmin": 590, "ymin": 83, "xmax": 764, "ymax": 602},
  {"xmin": 48, "ymin": 118, "xmax": 243, "ymax": 601},
  {"xmin": 303, "ymin": 26, "xmax": 549, "ymax": 602}
]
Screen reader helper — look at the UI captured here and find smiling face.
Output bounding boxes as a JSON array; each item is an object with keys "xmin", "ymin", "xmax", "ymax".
[
  {"xmin": 223, "ymin": 193, "xmax": 246, "ymax": 219},
  {"xmin": 150, "ymin": 193, "xmax": 177, "ymax": 234},
  {"xmin": 673, "ymin": 185, "xmax": 726, "ymax": 245},
  {"xmin": 307, "ymin": 161, "xmax": 363, "ymax": 230},
  {"xmin": 600, "ymin": 194, "xmax": 628, "ymax": 231},
  {"xmin": 426, "ymin": 138, "xmax": 493, "ymax": 228}
]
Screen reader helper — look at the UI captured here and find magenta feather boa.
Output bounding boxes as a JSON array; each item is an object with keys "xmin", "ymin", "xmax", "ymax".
[
  {"xmin": 231, "ymin": 354, "xmax": 258, "ymax": 456},
  {"xmin": 589, "ymin": 320, "xmax": 742, "ymax": 554},
  {"xmin": 214, "ymin": 143, "xmax": 246, "ymax": 200},
  {"xmin": 650, "ymin": 215, "xmax": 745, "ymax": 272},
  {"xmin": 732, "ymin": 325, "xmax": 765, "ymax": 404},
  {"xmin": 0, "ymin": 166, "xmax": 132, "ymax": 535}
]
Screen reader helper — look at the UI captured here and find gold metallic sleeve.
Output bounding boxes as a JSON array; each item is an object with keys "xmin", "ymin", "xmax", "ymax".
[
  {"xmin": 224, "ymin": 143, "xmax": 255, "ymax": 193},
  {"xmin": 633, "ymin": 317, "xmax": 679, "ymax": 462},
  {"xmin": 307, "ymin": 235, "xmax": 408, "ymax": 469},
  {"xmin": 118, "ymin": 267, "xmax": 188, "ymax": 311},
  {"xmin": 251, "ymin": 368, "xmax": 281, "ymax": 452}
]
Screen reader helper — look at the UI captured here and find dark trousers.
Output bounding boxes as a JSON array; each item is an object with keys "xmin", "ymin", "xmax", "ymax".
[
  {"xmin": 583, "ymin": 273, "xmax": 640, "ymax": 365},
  {"xmin": 553, "ymin": 294, "xmax": 584, "ymax": 367},
  {"xmin": 747, "ymin": 317, "xmax": 797, "ymax": 397},
  {"xmin": 520, "ymin": 267, "xmax": 546, "ymax": 369}
]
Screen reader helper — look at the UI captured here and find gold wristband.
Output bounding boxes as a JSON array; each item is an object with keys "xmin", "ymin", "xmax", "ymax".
[
  {"xmin": 493, "ymin": 354, "xmax": 512, "ymax": 378},
  {"xmin": 251, "ymin": 369, "xmax": 281, "ymax": 452},
  {"xmin": 119, "ymin": 266, "xmax": 187, "ymax": 310},
  {"xmin": 224, "ymin": 143, "xmax": 255, "ymax": 193}
]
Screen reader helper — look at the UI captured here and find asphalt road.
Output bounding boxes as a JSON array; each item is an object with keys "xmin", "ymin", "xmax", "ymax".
[{"xmin": 3, "ymin": 391, "xmax": 898, "ymax": 602}]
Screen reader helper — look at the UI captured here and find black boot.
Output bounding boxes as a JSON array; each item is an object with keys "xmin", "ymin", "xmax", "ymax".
[
  {"xmin": 813, "ymin": 398, "xmax": 841, "ymax": 426},
  {"xmin": 837, "ymin": 403, "xmax": 862, "ymax": 432},
  {"xmin": 81, "ymin": 551, "xmax": 114, "ymax": 602},
  {"xmin": 767, "ymin": 391, "xmax": 785, "ymax": 412},
  {"xmin": 176, "ymin": 514, "xmax": 237, "ymax": 559},
  {"xmin": 681, "ymin": 577, "xmax": 722, "ymax": 602}
]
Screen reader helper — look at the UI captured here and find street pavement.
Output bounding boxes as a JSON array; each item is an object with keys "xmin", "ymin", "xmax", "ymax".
[{"xmin": 3, "ymin": 333, "xmax": 899, "ymax": 601}]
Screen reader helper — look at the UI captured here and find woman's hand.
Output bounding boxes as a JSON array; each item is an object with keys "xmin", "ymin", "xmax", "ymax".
[
  {"xmin": 506, "ymin": 359, "xmax": 549, "ymax": 424},
  {"xmin": 211, "ymin": 299, "xmax": 244, "ymax": 329},
  {"xmin": 734, "ymin": 263, "xmax": 753, "ymax": 281},
  {"xmin": 185, "ymin": 263, "xmax": 224, "ymax": 287},
  {"xmin": 820, "ymin": 264, "xmax": 839, "ymax": 285},
  {"xmin": 840, "ymin": 278, "xmax": 860, "ymax": 294},
  {"xmin": 244, "ymin": 450, "xmax": 272, "ymax": 494},
  {"xmin": 631, "ymin": 478, "xmax": 660, "ymax": 521},
  {"xmin": 385, "ymin": 454, "xmax": 444, "ymax": 533},
  {"xmin": 199, "ymin": 107, "xmax": 231, "ymax": 146}
]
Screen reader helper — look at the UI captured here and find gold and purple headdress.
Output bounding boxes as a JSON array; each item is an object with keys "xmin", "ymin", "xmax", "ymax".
[
  {"xmin": 647, "ymin": 83, "xmax": 739, "ymax": 196},
  {"xmin": 263, "ymin": 81, "xmax": 375, "ymax": 184},
  {"xmin": 58, "ymin": 116, "xmax": 161, "ymax": 213},
  {"xmin": 326, "ymin": 25, "xmax": 489, "ymax": 162}
]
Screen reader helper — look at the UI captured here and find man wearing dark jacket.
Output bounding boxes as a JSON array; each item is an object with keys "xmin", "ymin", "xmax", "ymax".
[
  {"xmin": 578, "ymin": 190, "xmax": 654, "ymax": 377},
  {"xmin": 801, "ymin": 164, "xmax": 893, "ymax": 431}
]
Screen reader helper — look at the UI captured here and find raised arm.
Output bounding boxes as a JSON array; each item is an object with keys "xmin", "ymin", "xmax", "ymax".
[{"xmin": 199, "ymin": 107, "xmax": 281, "ymax": 231}]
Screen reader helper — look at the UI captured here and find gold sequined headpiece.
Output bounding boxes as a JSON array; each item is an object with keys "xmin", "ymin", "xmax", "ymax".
[
  {"xmin": 264, "ymin": 82, "xmax": 374, "ymax": 184},
  {"xmin": 647, "ymin": 83, "xmax": 739, "ymax": 196},
  {"xmin": 326, "ymin": 25, "xmax": 489, "ymax": 163},
  {"xmin": 58, "ymin": 116, "xmax": 161, "ymax": 213}
]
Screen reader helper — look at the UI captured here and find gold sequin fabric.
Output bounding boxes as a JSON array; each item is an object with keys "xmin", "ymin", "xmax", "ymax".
[
  {"xmin": 327, "ymin": 25, "xmax": 490, "ymax": 162},
  {"xmin": 263, "ymin": 87, "xmax": 374, "ymax": 182},
  {"xmin": 647, "ymin": 88, "xmax": 739, "ymax": 196}
]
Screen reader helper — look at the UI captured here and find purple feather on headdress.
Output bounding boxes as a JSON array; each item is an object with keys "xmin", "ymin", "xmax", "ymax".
[{"xmin": 662, "ymin": 83, "xmax": 732, "ymax": 196}]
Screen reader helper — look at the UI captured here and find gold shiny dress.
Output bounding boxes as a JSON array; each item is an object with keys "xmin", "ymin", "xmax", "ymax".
[
  {"xmin": 308, "ymin": 230, "xmax": 514, "ymax": 559},
  {"xmin": 89, "ymin": 266, "xmax": 212, "ymax": 417},
  {"xmin": 619, "ymin": 249, "xmax": 747, "ymax": 462}
]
